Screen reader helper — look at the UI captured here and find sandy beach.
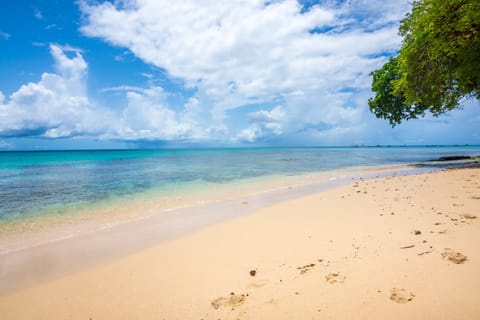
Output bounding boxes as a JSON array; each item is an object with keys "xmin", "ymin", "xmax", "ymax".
[{"xmin": 1, "ymin": 167, "xmax": 479, "ymax": 319}]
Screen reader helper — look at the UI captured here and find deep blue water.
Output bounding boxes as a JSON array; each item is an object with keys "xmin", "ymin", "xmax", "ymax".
[{"xmin": 0, "ymin": 146, "xmax": 479, "ymax": 222}]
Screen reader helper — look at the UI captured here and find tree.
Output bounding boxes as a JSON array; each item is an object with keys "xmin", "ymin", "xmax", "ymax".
[{"xmin": 369, "ymin": 0, "xmax": 480, "ymax": 126}]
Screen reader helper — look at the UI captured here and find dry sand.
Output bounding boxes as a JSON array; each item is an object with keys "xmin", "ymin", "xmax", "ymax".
[{"xmin": 1, "ymin": 167, "xmax": 479, "ymax": 319}]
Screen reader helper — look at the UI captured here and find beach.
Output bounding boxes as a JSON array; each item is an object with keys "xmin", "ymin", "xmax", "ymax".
[
  {"xmin": 2, "ymin": 0, "xmax": 479, "ymax": 318},
  {"xmin": 1, "ymin": 166, "xmax": 479, "ymax": 319}
]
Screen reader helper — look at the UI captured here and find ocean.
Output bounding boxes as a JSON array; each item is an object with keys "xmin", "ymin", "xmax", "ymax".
[{"xmin": 1, "ymin": 146, "xmax": 479, "ymax": 238}]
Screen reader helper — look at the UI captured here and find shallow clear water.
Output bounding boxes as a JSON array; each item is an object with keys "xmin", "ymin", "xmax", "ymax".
[{"xmin": 1, "ymin": 146, "xmax": 479, "ymax": 223}]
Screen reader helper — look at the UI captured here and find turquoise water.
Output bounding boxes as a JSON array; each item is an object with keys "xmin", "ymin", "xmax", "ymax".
[{"xmin": 1, "ymin": 146, "xmax": 479, "ymax": 223}]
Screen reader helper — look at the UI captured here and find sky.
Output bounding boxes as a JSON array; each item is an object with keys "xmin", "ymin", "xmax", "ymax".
[{"xmin": 0, "ymin": 0, "xmax": 479, "ymax": 150}]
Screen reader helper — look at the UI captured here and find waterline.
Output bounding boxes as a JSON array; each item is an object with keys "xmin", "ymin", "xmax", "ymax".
[{"xmin": 1, "ymin": 146, "xmax": 479, "ymax": 253}]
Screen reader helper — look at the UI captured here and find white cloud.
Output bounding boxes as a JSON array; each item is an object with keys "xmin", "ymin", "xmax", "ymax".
[
  {"xmin": 80, "ymin": 0, "xmax": 411, "ymax": 142},
  {"xmin": 50, "ymin": 45, "xmax": 87, "ymax": 92},
  {"xmin": 237, "ymin": 106, "xmax": 286, "ymax": 142},
  {"xmin": 34, "ymin": 9, "xmax": 44, "ymax": 20},
  {"xmin": 0, "ymin": 45, "xmax": 213, "ymax": 142},
  {"xmin": 0, "ymin": 31, "xmax": 10, "ymax": 40},
  {"xmin": 99, "ymin": 85, "xmax": 148, "ymax": 93},
  {"xmin": 141, "ymin": 73, "xmax": 154, "ymax": 79},
  {"xmin": 107, "ymin": 86, "xmax": 208, "ymax": 141},
  {"xmin": 0, "ymin": 44, "xmax": 109, "ymax": 138},
  {"xmin": 80, "ymin": 0, "xmax": 395, "ymax": 101},
  {"xmin": 3, "ymin": 1, "xmax": 476, "ymax": 146}
]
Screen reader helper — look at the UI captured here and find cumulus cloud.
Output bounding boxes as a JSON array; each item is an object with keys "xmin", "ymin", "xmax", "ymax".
[
  {"xmin": 80, "ymin": 0, "xmax": 411, "ymax": 142},
  {"xmin": 0, "ymin": 44, "xmax": 105, "ymax": 138},
  {"xmin": 0, "ymin": 45, "xmax": 214, "ymax": 142},
  {"xmin": 237, "ymin": 106, "xmax": 286, "ymax": 142},
  {"xmin": 80, "ymin": 0, "xmax": 404, "ymax": 105},
  {"xmin": 106, "ymin": 86, "xmax": 210, "ymax": 141}
]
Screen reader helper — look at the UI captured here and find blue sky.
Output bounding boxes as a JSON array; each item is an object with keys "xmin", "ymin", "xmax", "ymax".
[{"xmin": 0, "ymin": 0, "xmax": 479, "ymax": 150}]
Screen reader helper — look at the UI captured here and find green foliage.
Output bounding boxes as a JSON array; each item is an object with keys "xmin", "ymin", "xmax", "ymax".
[
  {"xmin": 369, "ymin": 0, "xmax": 480, "ymax": 125},
  {"xmin": 369, "ymin": 57, "xmax": 409, "ymax": 125}
]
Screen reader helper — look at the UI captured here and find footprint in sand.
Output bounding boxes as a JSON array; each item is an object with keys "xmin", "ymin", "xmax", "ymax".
[
  {"xmin": 462, "ymin": 213, "xmax": 477, "ymax": 220},
  {"xmin": 441, "ymin": 248, "xmax": 467, "ymax": 264},
  {"xmin": 390, "ymin": 288, "xmax": 415, "ymax": 304},
  {"xmin": 211, "ymin": 292, "xmax": 248, "ymax": 309},
  {"xmin": 325, "ymin": 273, "xmax": 346, "ymax": 284}
]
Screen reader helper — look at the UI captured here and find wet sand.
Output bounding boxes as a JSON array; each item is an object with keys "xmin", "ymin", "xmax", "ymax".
[
  {"xmin": 0, "ymin": 165, "xmax": 398, "ymax": 256},
  {"xmin": 1, "ymin": 167, "xmax": 479, "ymax": 319}
]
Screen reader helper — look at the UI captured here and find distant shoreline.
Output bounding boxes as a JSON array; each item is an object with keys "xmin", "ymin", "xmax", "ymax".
[{"xmin": 1, "ymin": 144, "xmax": 480, "ymax": 152}]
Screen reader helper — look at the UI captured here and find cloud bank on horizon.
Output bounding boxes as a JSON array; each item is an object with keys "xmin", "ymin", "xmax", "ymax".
[{"xmin": 0, "ymin": 0, "xmax": 478, "ymax": 148}]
